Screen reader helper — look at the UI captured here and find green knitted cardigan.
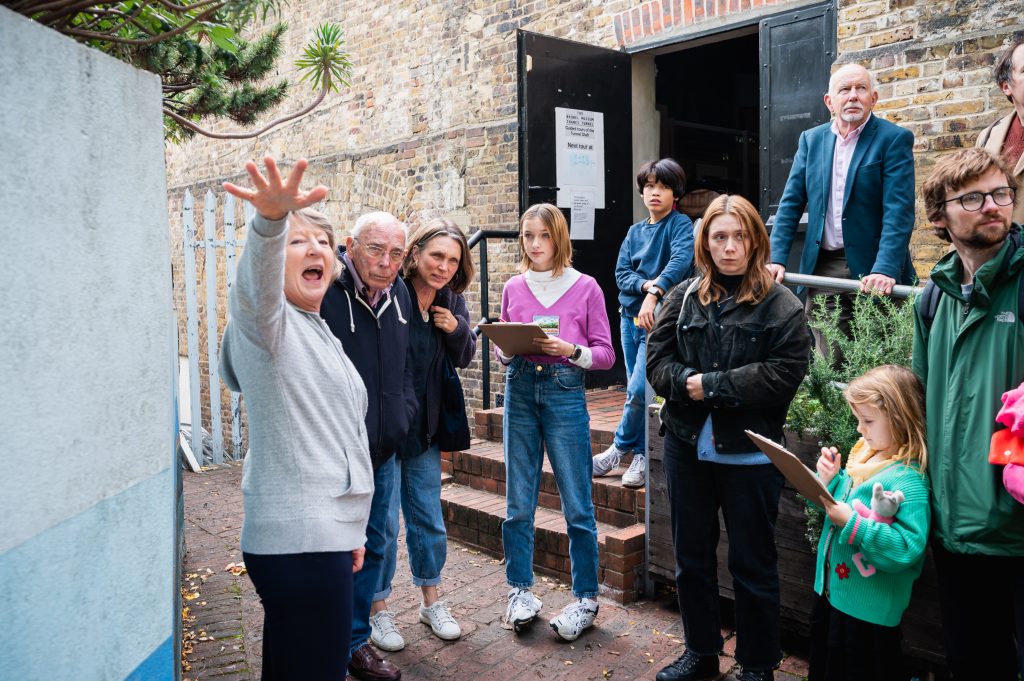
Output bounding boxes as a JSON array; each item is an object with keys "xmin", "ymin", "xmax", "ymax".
[{"xmin": 814, "ymin": 452, "xmax": 931, "ymax": 627}]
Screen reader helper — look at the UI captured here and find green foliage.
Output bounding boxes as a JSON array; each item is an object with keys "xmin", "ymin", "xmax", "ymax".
[
  {"xmin": 13, "ymin": 2, "xmax": 349, "ymax": 141},
  {"xmin": 296, "ymin": 22, "xmax": 351, "ymax": 93},
  {"xmin": 786, "ymin": 292, "xmax": 918, "ymax": 547}
]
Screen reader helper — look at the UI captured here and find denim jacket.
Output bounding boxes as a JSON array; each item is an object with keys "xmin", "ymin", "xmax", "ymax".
[{"xmin": 647, "ymin": 276, "xmax": 811, "ymax": 453}]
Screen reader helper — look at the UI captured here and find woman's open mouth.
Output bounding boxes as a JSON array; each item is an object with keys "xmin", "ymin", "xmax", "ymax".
[{"xmin": 302, "ymin": 266, "xmax": 324, "ymax": 281}]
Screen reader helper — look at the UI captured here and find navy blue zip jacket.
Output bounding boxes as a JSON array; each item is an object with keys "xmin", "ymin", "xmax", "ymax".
[{"xmin": 321, "ymin": 248, "xmax": 418, "ymax": 469}]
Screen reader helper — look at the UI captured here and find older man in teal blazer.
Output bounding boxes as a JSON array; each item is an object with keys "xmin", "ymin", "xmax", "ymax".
[{"xmin": 768, "ymin": 63, "xmax": 915, "ymax": 355}]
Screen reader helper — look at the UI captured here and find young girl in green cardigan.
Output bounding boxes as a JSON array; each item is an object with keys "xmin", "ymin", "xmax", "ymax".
[{"xmin": 810, "ymin": 364, "xmax": 930, "ymax": 681}]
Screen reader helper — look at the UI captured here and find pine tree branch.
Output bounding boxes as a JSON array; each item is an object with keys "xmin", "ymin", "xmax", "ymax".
[
  {"xmin": 163, "ymin": 74, "xmax": 329, "ymax": 140},
  {"xmin": 60, "ymin": 3, "xmax": 225, "ymax": 45}
]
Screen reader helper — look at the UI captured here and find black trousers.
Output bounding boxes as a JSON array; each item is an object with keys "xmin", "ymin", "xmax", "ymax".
[
  {"xmin": 808, "ymin": 593, "xmax": 905, "ymax": 681},
  {"xmin": 663, "ymin": 431, "xmax": 785, "ymax": 670},
  {"xmin": 244, "ymin": 550, "xmax": 354, "ymax": 681},
  {"xmin": 931, "ymin": 543, "xmax": 1024, "ymax": 680}
]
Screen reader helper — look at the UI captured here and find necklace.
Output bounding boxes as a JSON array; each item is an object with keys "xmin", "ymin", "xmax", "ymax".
[{"xmin": 421, "ymin": 308, "xmax": 430, "ymax": 322}]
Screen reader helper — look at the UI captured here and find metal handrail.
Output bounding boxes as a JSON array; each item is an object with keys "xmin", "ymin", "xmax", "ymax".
[
  {"xmin": 782, "ymin": 272, "xmax": 923, "ymax": 299},
  {"xmin": 467, "ymin": 229, "xmax": 520, "ymax": 410}
]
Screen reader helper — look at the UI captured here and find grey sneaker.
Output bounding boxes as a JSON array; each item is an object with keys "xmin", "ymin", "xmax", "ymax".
[
  {"xmin": 592, "ymin": 444, "xmax": 628, "ymax": 477},
  {"xmin": 549, "ymin": 597, "xmax": 599, "ymax": 641},
  {"xmin": 622, "ymin": 452, "xmax": 647, "ymax": 488},
  {"xmin": 419, "ymin": 599, "xmax": 461, "ymax": 640},
  {"xmin": 369, "ymin": 609, "xmax": 405, "ymax": 652},
  {"xmin": 504, "ymin": 587, "xmax": 542, "ymax": 632}
]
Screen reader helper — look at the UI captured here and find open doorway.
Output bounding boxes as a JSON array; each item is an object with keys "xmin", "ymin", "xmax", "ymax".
[{"xmin": 654, "ymin": 31, "xmax": 760, "ymax": 220}]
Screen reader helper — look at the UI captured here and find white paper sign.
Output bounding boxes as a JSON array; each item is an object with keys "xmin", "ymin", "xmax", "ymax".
[
  {"xmin": 570, "ymin": 191, "xmax": 595, "ymax": 240},
  {"xmin": 555, "ymin": 107, "xmax": 605, "ymax": 209}
]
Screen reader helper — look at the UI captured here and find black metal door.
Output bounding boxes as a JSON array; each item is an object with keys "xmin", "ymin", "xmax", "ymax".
[
  {"xmin": 758, "ymin": 4, "xmax": 836, "ymax": 223},
  {"xmin": 518, "ymin": 30, "xmax": 632, "ymax": 387}
]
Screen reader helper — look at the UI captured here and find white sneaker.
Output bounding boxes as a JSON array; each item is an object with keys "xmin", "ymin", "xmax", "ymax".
[
  {"xmin": 369, "ymin": 610, "xmax": 405, "ymax": 651},
  {"xmin": 419, "ymin": 600, "xmax": 461, "ymax": 640},
  {"xmin": 622, "ymin": 452, "xmax": 647, "ymax": 488},
  {"xmin": 549, "ymin": 598, "xmax": 599, "ymax": 641},
  {"xmin": 504, "ymin": 587, "xmax": 542, "ymax": 632},
  {"xmin": 592, "ymin": 444, "xmax": 628, "ymax": 477}
]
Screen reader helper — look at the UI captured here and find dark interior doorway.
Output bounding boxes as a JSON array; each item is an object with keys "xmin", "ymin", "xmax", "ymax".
[{"xmin": 655, "ymin": 33, "xmax": 760, "ymax": 217}]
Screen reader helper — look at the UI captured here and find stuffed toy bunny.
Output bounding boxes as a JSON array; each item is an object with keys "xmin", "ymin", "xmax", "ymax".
[{"xmin": 852, "ymin": 482, "xmax": 904, "ymax": 525}]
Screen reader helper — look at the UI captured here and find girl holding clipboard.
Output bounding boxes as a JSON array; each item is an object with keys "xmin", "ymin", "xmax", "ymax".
[{"xmin": 496, "ymin": 202, "xmax": 614, "ymax": 641}]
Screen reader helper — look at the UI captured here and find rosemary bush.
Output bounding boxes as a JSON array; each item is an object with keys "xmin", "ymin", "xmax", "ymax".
[{"xmin": 786, "ymin": 291, "xmax": 917, "ymax": 546}]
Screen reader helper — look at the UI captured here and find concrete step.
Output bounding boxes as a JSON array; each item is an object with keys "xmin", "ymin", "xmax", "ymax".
[
  {"xmin": 442, "ymin": 438, "xmax": 645, "ymax": 528},
  {"xmin": 439, "ymin": 482, "xmax": 646, "ymax": 604}
]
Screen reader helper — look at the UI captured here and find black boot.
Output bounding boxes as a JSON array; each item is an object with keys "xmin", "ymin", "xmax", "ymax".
[{"xmin": 655, "ymin": 650, "xmax": 720, "ymax": 681}]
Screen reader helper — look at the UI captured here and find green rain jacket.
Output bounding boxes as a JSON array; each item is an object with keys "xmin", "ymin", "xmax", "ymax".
[{"xmin": 912, "ymin": 224, "xmax": 1024, "ymax": 556}]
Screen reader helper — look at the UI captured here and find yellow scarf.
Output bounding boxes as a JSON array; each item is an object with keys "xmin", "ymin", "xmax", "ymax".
[{"xmin": 844, "ymin": 438, "xmax": 896, "ymax": 487}]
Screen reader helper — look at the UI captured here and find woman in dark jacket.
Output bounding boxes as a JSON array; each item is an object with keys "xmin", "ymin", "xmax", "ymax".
[
  {"xmin": 646, "ymin": 194, "xmax": 810, "ymax": 681},
  {"xmin": 368, "ymin": 218, "xmax": 477, "ymax": 650}
]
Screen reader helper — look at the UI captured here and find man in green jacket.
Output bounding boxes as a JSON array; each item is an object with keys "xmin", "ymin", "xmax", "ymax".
[{"xmin": 914, "ymin": 147, "xmax": 1024, "ymax": 680}]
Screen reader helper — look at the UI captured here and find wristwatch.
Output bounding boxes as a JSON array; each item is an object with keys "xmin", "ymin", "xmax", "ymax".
[
  {"xmin": 569, "ymin": 344, "xmax": 583, "ymax": 361},
  {"xmin": 649, "ymin": 285, "xmax": 664, "ymax": 301}
]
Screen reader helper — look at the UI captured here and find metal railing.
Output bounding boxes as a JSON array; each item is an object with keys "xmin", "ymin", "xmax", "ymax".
[
  {"xmin": 782, "ymin": 271, "xmax": 923, "ymax": 299},
  {"xmin": 467, "ymin": 228, "xmax": 520, "ymax": 410}
]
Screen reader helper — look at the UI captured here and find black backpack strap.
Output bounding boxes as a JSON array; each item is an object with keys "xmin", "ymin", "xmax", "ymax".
[{"xmin": 917, "ymin": 279, "xmax": 942, "ymax": 331}]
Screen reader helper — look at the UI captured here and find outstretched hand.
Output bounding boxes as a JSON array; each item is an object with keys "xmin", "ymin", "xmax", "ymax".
[{"xmin": 223, "ymin": 156, "xmax": 328, "ymax": 221}]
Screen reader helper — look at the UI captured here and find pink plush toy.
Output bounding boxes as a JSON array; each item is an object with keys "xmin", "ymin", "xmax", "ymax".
[
  {"xmin": 992, "ymin": 382, "xmax": 1024, "ymax": 505},
  {"xmin": 852, "ymin": 482, "xmax": 904, "ymax": 524}
]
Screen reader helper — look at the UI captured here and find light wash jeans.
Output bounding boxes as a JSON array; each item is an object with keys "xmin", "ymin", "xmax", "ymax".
[
  {"xmin": 376, "ymin": 444, "xmax": 447, "ymax": 601},
  {"xmin": 501, "ymin": 357, "xmax": 599, "ymax": 599},
  {"xmin": 349, "ymin": 456, "xmax": 396, "ymax": 656},
  {"xmin": 613, "ymin": 314, "xmax": 648, "ymax": 452}
]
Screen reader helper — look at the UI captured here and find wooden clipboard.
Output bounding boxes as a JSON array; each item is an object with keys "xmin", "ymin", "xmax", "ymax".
[
  {"xmin": 478, "ymin": 323, "xmax": 549, "ymax": 356},
  {"xmin": 745, "ymin": 430, "xmax": 836, "ymax": 507}
]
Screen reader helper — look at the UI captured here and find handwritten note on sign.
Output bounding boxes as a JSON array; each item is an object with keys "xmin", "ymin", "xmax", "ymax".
[{"xmin": 554, "ymin": 107, "xmax": 605, "ymax": 209}]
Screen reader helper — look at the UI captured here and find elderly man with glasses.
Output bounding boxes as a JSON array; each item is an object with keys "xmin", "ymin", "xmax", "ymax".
[
  {"xmin": 914, "ymin": 147, "xmax": 1024, "ymax": 680},
  {"xmin": 321, "ymin": 211, "xmax": 417, "ymax": 681}
]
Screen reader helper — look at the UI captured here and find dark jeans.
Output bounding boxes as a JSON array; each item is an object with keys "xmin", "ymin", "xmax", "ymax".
[
  {"xmin": 807, "ymin": 248, "xmax": 854, "ymax": 368},
  {"xmin": 663, "ymin": 431, "xmax": 785, "ymax": 670},
  {"xmin": 349, "ymin": 456, "xmax": 397, "ymax": 656},
  {"xmin": 932, "ymin": 542, "xmax": 1024, "ymax": 680},
  {"xmin": 808, "ymin": 593, "xmax": 904, "ymax": 681},
  {"xmin": 244, "ymin": 550, "xmax": 354, "ymax": 681}
]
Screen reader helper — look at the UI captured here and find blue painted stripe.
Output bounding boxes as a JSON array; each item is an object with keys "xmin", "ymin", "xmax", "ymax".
[{"xmin": 124, "ymin": 634, "xmax": 174, "ymax": 681}]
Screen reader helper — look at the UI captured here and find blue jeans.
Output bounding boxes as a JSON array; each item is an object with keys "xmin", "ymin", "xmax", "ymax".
[
  {"xmin": 376, "ymin": 444, "xmax": 447, "ymax": 600},
  {"xmin": 663, "ymin": 430, "xmax": 784, "ymax": 670},
  {"xmin": 613, "ymin": 314, "xmax": 648, "ymax": 452},
  {"xmin": 501, "ymin": 357, "xmax": 599, "ymax": 599},
  {"xmin": 349, "ymin": 456, "xmax": 396, "ymax": 656}
]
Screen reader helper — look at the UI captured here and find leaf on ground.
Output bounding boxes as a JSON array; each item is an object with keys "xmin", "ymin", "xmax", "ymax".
[{"xmin": 563, "ymin": 660, "xmax": 573, "ymax": 666}]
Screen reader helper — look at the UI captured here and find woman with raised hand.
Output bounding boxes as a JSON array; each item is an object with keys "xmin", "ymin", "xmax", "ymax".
[{"xmin": 220, "ymin": 156, "xmax": 373, "ymax": 680}]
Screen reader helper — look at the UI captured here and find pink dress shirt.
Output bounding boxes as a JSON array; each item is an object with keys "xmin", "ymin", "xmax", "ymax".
[{"xmin": 822, "ymin": 114, "xmax": 871, "ymax": 251}]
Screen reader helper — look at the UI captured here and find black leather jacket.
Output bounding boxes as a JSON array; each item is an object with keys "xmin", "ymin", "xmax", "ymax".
[{"xmin": 646, "ymin": 277, "xmax": 811, "ymax": 453}]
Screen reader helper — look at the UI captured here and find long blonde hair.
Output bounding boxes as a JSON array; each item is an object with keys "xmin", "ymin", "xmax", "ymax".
[
  {"xmin": 844, "ymin": 365, "xmax": 928, "ymax": 472},
  {"xmin": 693, "ymin": 194, "xmax": 774, "ymax": 306}
]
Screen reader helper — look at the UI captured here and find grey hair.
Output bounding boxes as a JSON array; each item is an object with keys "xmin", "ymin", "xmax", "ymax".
[
  {"xmin": 828, "ymin": 61, "xmax": 877, "ymax": 94},
  {"xmin": 289, "ymin": 207, "xmax": 342, "ymax": 281},
  {"xmin": 351, "ymin": 211, "xmax": 408, "ymax": 239}
]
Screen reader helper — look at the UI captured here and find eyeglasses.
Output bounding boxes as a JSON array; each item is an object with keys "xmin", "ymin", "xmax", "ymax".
[
  {"xmin": 943, "ymin": 187, "xmax": 1016, "ymax": 212},
  {"xmin": 354, "ymin": 238, "xmax": 404, "ymax": 262}
]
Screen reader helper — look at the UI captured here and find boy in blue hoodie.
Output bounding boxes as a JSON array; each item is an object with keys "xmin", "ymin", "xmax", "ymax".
[{"xmin": 593, "ymin": 159, "xmax": 694, "ymax": 487}]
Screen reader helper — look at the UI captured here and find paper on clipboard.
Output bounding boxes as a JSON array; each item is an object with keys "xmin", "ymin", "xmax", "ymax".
[
  {"xmin": 478, "ymin": 323, "xmax": 548, "ymax": 356},
  {"xmin": 745, "ymin": 430, "xmax": 836, "ymax": 507}
]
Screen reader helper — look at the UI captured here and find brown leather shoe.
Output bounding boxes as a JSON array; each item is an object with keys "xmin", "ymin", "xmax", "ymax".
[{"xmin": 348, "ymin": 643, "xmax": 401, "ymax": 681}]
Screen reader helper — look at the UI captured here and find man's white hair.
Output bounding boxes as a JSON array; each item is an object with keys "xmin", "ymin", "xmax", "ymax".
[
  {"xmin": 351, "ymin": 211, "xmax": 407, "ymax": 239},
  {"xmin": 828, "ymin": 62, "xmax": 877, "ymax": 94}
]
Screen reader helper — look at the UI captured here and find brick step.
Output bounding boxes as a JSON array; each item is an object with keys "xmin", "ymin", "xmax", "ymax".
[
  {"xmin": 439, "ymin": 482, "xmax": 646, "ymax": 604},
  {"xmin": 442, "ymin": 438, "xmax": 644, "ymax": 528}
]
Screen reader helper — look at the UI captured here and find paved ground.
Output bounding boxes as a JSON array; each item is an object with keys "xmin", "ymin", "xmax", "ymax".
[{"xmin": 182, "ymin": 462, "xmax": 810, "ymax": 681}]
